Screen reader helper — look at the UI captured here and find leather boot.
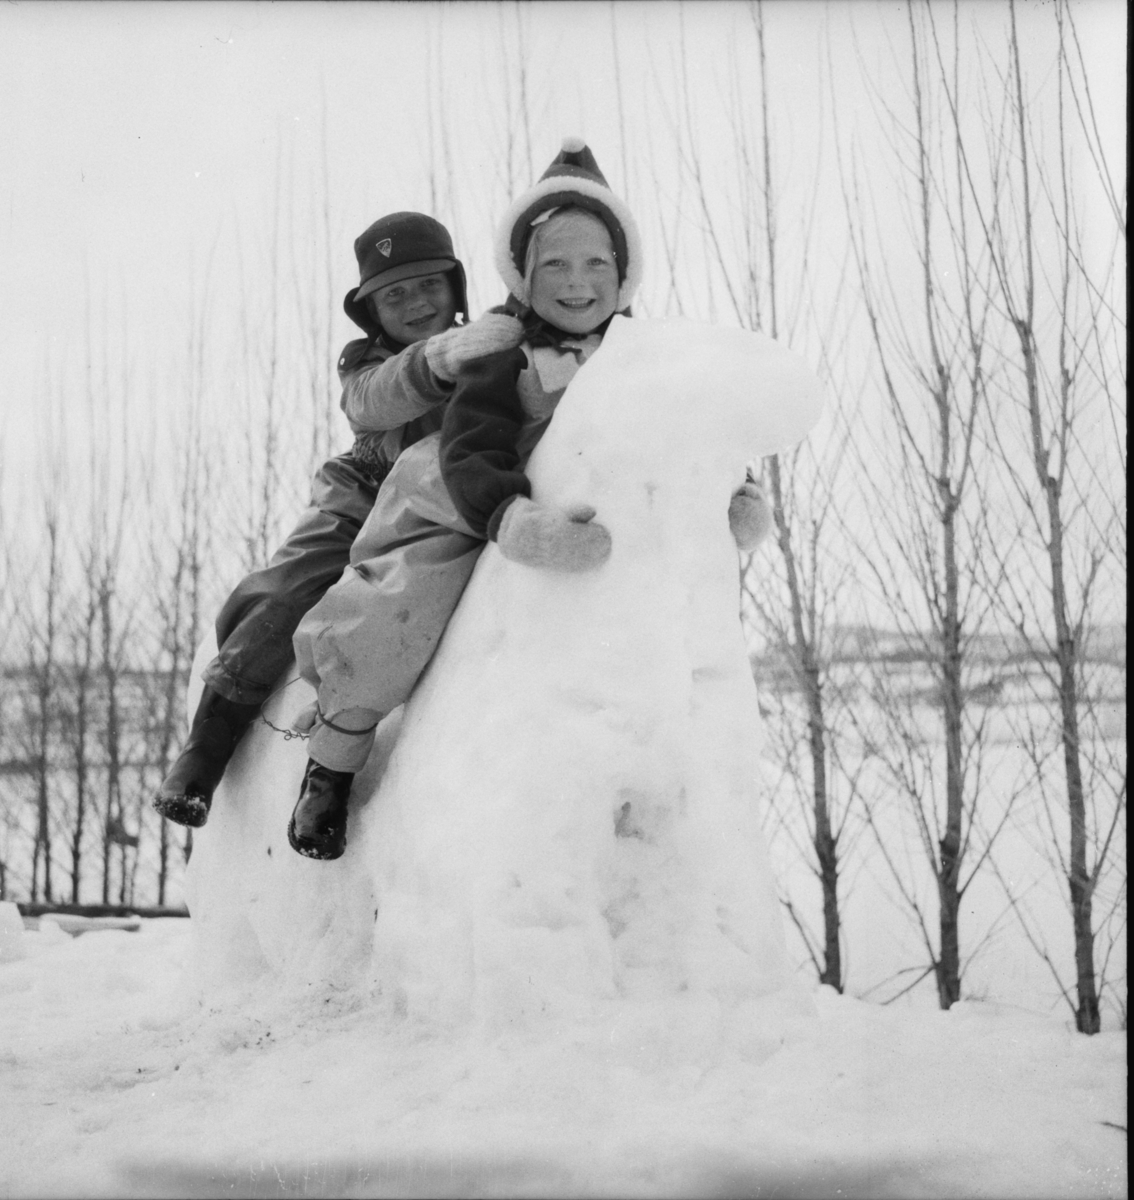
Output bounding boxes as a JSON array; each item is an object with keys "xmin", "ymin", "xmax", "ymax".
[
  {"xmin": 153, "ymin": 688, "xmax": 261, "ymax": 827},
  {"xmin": 288, "ymin": 759, "xmax": 354, "ymax": 860}
]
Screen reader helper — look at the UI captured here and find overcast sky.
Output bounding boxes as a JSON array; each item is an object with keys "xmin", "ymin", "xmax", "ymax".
[{"xmin": 0, "ymin": 1, "xmax": 1125, "ymax": 513}]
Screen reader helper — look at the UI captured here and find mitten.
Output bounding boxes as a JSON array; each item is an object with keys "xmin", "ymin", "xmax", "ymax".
[
  {"xmin": 424, "ymin": 313, "xmax": 525, "ymax": 382},
  {"xmin": 495, "ymin": 496, "xmax": 612, "ymax": 573},
  {"xmin": 729, "ymin": 481, "xmax": 774, "ymax": 552}
]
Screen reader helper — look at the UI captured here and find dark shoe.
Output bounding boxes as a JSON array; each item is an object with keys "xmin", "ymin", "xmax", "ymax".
[
  {"xmin": 288, "ymin": 760, "xmax": 354, "ymax": 860},
  {"xmin": 153, "ymin": 689, "xmax": 261, "ymax": 827}
]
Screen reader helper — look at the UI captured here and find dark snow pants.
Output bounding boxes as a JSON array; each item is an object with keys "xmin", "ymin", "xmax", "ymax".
[{"xmin": 202, "ymin": 454, "xmax": 381, "ymax": 706}]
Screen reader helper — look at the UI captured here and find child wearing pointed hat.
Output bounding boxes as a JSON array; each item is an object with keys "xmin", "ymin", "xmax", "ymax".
[
  {"xmin": 153, "ymin": 211, "xmax": 522, "ymax": 829},
  {"xmin": 287, "ymin": 139, "xmax": 771, "ymax": 860},
  {"xmin": 442, "ymin": 138, "xmax": 771, "ymax": 568}
]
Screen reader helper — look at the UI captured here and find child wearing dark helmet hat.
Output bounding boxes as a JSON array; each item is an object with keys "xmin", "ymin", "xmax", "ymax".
[
  {"xmin": 286, "ymin": 140, "xmax": 772, "ymax": 862},
  {"xmin": 152, "ymin": 211, "xmax": 522, "ymax": 829}
]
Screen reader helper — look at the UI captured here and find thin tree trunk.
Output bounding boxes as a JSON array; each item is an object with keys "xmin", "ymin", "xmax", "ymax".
[
  {"xmin": 32, "ymin": 506, "xmax": 61, "ymax": 904},
  {"xmin": 755, "ymin": 0, "xmax": 842, "ymax": 990},
  {"xmin": 937, "ymin": 484, "xmax": 964, "ymax": 1007},
  {"xmin": 1005, "ymin": 0, "xmax": 1099, "ymax": 1033},
  {"xmin": 769, "ymin": 455, "xmax": 841, "ymax": 990},
  {"xmin": 69, "ymin": 653, "xmax": 91, "ymax": 903},
  {"xmin": 100, "ymin": 581, "xmax": 122, "ymax": 905}
]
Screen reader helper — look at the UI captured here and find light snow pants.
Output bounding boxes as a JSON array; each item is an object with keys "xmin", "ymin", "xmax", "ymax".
[
  {"xmin": 293, "ymin": 433, "xmax": 484, "ymax": 773},
  {"xmin": 203, "ymin": 454, "xmax": 381, "ymax": 706}
]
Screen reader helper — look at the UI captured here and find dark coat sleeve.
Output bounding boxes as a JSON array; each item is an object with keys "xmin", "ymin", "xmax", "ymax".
[{"xmin": 439, "ymin": 347, "xmax": 531, "ymax": 540}]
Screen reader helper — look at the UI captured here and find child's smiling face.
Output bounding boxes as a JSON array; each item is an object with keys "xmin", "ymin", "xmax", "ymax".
[
  {"xmin": 528, "ymin": 211, "xmax": 619, "ymax": 336},
  {"xmin": 371, "ymin": 272, "xmax": 457, "ymax": 344}
]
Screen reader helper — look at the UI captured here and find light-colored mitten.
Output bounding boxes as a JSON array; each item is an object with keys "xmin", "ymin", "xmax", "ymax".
[
  {"xmin": 424, "ymin": 313, "xmax": 526, "ymax": 382},
  {"xmin": 495, "ymin": 496, "xmax": 612, "ymax": 573},
  {"xmin": 729, "ymin": 481, "xmax": 774, "ymax": 552}
]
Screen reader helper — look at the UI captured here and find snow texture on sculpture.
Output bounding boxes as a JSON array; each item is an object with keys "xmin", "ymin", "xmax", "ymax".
[{"xmin": 185, "ymin": 316, "xmax": 825, "ymax": 1050}]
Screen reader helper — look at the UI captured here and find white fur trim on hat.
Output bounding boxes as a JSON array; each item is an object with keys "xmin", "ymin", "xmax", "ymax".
[{"xmin": 494, "ymin": 173, "xmax": 644, "ymax": 311}]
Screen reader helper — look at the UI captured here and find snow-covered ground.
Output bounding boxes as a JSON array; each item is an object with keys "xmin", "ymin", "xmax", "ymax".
[
  {"xmin": 0, "ymin": 916, "xmax": 1125, "ymax": 1199},
  {"xmin": 2, "ymin": 320, "xmax": 1121, "ymax": 1200}
]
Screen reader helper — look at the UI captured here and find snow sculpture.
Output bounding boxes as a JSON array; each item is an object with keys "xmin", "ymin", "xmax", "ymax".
[{"xmin": 186, "ymin": 316, "xmax": 825, "ymax": 1052}]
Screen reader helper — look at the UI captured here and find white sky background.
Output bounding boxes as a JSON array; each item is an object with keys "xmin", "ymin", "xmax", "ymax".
[{"xmin": 0, "ymin": 0, "xmax": 1126, "ymax": 586}]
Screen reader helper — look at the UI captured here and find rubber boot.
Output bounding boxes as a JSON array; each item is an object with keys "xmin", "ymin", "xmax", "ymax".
[
  {"xmin": 152, "ymin": 688, "xmax": 262, "ymax": 827},
  {"xmin": 288, "ymin": 759, "xmax": 354, "ymax": 860}
]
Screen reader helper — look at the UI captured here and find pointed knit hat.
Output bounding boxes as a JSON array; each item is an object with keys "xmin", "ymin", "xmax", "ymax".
[{"xmin": 495, "ymin": 136, "xmax": 643, "ymax": 311}]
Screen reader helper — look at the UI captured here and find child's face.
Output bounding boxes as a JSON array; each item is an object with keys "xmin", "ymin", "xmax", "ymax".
[
  {"xmin": 370, "ymin": 272, "xmax": 457, "ymax": 344},
  {"xmin": 528, "ymin": 212, "xmax": 619, "ymax": 336}
]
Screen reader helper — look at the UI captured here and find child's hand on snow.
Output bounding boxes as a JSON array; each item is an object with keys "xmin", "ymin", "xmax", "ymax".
[
  {"xmin": 425, "ymin": 313, "xmax": 526, "ymax": 382},
  {"xmin": 495, "ymin": 496, "xmax": 612, "ymax": 572},
  {"xmin": 729, "ymin": 480, "xmax": 774, "ymax": 552}
]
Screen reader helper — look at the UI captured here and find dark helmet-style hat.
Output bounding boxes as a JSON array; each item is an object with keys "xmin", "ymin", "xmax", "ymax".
[
  {"xmin": 494, "ymin": 137, "xmax": 643, "ymax": 311},
  {"xmin": 344, "ymin": 211, "xmax": 468, "ymax": 334}
]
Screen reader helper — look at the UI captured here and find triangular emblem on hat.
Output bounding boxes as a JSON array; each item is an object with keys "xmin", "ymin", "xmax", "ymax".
[{"xmin": 376, "ymin": 238, "xmax": 392, "ymax": 257}]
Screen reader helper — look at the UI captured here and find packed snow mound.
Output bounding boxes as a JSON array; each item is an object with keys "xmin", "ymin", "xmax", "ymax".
[
  {"xmin": 2, "ymin": 920, "xmax": 1127, "ymax": 1200},
  {"xmin": 186, "ymin": 316, "xmax": 825, "ymax": 1051}
]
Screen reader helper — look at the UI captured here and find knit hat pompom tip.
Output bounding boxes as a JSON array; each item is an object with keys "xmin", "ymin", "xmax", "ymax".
[{"xmin": 561, "ymin": 135, "xmax": 587, "ymax": 153}]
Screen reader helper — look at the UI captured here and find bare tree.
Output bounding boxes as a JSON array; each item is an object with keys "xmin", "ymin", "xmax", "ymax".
[
  {"xmin": 927, "ymin": 0, "xmax": 1126, "ymax": 1031},
  {"xmin": 838, "ymin": 0, "xmax": 1016, "ymax": 1009},
  {"xmin": 90, "ymin": 466, "xmax": 130, "ymax": 904},
  {"xmin": 14, "ymin": 369, "xmax": 73, "ymax": 907},
  {"xmin": 140, "ymin": 344, "xmax": 213, "ymax": 899},
  {"xmin": 283, "ymin": 111, "xmax": 340, "ymax": 483},
  {"xmin": 0, "ymin": 473, "xmax": 17, "ymax": 900},
  {"xmin": 493, "ymin": 2, "xmax": 535, "ymax": 206},
  {"xmin": 746, "ymin": 1, "xmax": 858, "ymax": 992},
  {"xmin": 58, "ymin": 552, "xmax": 99, "ymax": 903},
  {"xmin": 26, "ymin": 491, "xmax": 63, "ymax": 904},
  {"xmin": 646, "ymin": 1, "xmax": 859, "ymax": 991}
]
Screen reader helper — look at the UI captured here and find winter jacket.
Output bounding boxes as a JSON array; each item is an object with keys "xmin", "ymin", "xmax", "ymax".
[
  {"xmin": 202, "ymin": 332, "xmax": 458, "ymax": 704},
  {"xmin": 439, "ymin": 317, "xmax": 608, "ymax": 540},
  {"xmin": 338, "ymin": 335, "xmax": 454, "ymax": 482}
]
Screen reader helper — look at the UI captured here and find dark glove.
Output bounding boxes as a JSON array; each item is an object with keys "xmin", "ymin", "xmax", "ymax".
[{"xmin": 495, "ymin": 497, "xmax": 612, "ymax": 572}]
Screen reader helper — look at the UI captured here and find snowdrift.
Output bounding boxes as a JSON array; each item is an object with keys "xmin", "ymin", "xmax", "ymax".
[{"xmin": 186, "ymin": 316, "xmax": 825, "ymax": 1054}]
